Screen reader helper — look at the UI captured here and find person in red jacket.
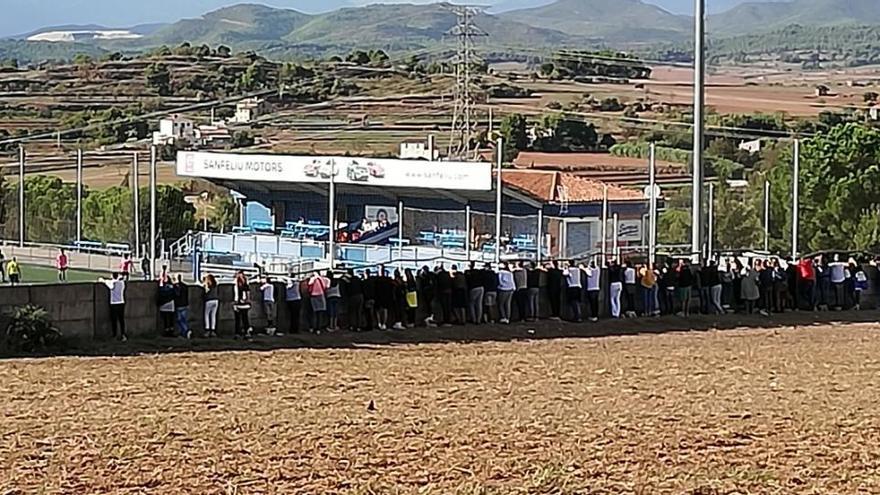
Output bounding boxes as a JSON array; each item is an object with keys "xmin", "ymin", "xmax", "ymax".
[{"xmin": 797, "ymin": 257, "xmax": 816, "ymax": 311}]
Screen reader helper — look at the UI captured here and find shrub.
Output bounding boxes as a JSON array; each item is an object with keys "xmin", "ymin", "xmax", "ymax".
[{"xmin": 3, "ymin": 305, "xmax": 61, "ymax": 353}]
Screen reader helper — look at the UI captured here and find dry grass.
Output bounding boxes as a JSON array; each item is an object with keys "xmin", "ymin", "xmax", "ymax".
[{"xmin": 3, "ymin": 323, "xmax": 880, "ymax": 493}]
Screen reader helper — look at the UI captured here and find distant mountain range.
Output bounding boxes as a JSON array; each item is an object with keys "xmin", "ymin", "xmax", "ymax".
[{"xmin": 4, "ymin": 0, "xmax": 880, "ymax": 63}]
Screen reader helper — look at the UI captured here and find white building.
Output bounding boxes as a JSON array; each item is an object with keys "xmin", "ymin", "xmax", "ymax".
[
  {"xmin": 399, "ymin": 139, "xmax": 439, "ymax": 161},
  {"xmin": 152, "ymin": 115, "xmax": 195, "ymax": 146},
  {"xmin": 233, "ymin": 98, "xmax": 267, "ymax": 124},
  {"xmin": 195, "ymin": 123, "xmax": 232, "ymax": 148},
  {"xmin": 870, "ymin": 105, "xmax": 879, "ymax": 122},
  {"xmin": 738, "ymin": 139, "xmax": 762, "ymax": 154}
]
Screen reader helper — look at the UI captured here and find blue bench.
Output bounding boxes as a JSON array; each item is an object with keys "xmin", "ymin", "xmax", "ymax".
[
  {"xmin": 232, "ymin": 226, "xmax": 253, "ymax": 234},
  {"xmin": 251, "ymin": 221, "xmax": 275, "ymax": 233}
]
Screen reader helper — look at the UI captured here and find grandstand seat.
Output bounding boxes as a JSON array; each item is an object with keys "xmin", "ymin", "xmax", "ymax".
[
  {"xmin": 251, "ymin": 221, "xmax": 275, "ymax": 233},
  {"xmin": 105, "ymin": 243, "xmax": 131, "ymax": 255}
]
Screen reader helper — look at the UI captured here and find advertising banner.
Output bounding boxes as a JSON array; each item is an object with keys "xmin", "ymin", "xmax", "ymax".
[{"xmin": 177, "ymin": 151, "xmax": 492, "ymax": 191}]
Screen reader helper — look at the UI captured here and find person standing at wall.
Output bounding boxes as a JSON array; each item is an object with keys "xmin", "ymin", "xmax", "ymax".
[
  {"xmin": 482, "ymin": 262, "xmax": 498, "ymax": 324},
  {"xmin": 344, "ymin": 269, "xmax": 364, "ymax": 332},
  {"xmin": 417, "ymin": 266, "xmax": 436, "ymax": 327},
  {"xmin": 513, "ymin": 261, "xmax": 528, "ymax": 322},
  {"xmin": 325, "ymin": 272, "xmax": 341, "ymax": 332},
  {"xmin": 853, "ymin": 262, "xmax": 868, "ymax": 311},
  {"xmin": 99, "ymin": 272, "xmax": 127, "ymax": 342},
  {"xmin": 202, "ymin": 273, "xmax": 219, "ymax": 337},
  {"xmin": 496, "ymin": 262, "xmax": 515, "ymax": 324},
  {"xmin": 233, "ymin": 270, "xmax": 253, "ymax": 340},
  {"xmin": 404, "ymin": 268, "xmax": 419, "ymax": 328},
  {"xmin": 797, "ymin": 258, "xmax": 816, "ymax": 311},
  {"xmin": 450, "ymin": 265, "xmax": 468, "ymax": 326},
  {"xmin": 465, "ymin": 262, "xmax": 484, "ymax": 325},
  {"xmin": 285, "ymin": 275, "xmax": 302, "ymax": 334},
  {"xmin": 435, "ymin": 264, "xmax": 453, "ymax": 327},
  {"xmin": 0, "ymin": 249, "xmax": 6, "ymax": 283},
  {"xmin": 56, "ymin": 249, "xmax": 69, "ymax": 282},
  {"xmin": 526, "ymin": 262, "xmax": 542, "ymax": 322},
  {"xmin": 7, "ymin": 257, "xmax": 21, "ymax": 286},
  {"xmin": 623, "ymin": 261, "xmax": 637, "ymax": 318},
  {"xmin": 565, "ymin": 261, "xmax": 583, "ymax": 323},
  {"xmin": 829, "ymin": 254, "xmax": 847, "ymax": 310},
  {"xmin": 740, "ymin": 260, "xmax": 761, "ymax": 315},
  {"xmin": 639, "ymin": 263, "xmax": 657, "ymax": 317},
  {"xmin": 392, "ymin": 269, "xmax": 408, "ymax": 330},
  {"xmin": 174, "ymin": 274, "xmax": 191, "ymax": 339},
  {"xmin": 307, "ymin": 270, "xmax": 329, "ymax": 333},
  {"xmin": 704, "ymin": 259, "xmax": 723, "ymax": 315},
  {"xmin": 158, "ymin": 277, "xmax": 176, "ymax": 336},
  {"xmin": 546, "ymin": 261, "xmax": 563, "ymax": 320},
  {"xmin": 675, "ymin": 259, "xmax": 694, "ymax": 317},
  {"xmin": 363, "ymin": 269, "xmax": 377, "ymax": 331},
  {"xmin": 584, "ymin": 261, "xmax": 601, "ymax": 322},
  {"xmin": 260, "ymin": 275, "xmax": 278, "ymax": 335},
  {"xmin": 608, "ymin": 259, "xmax": 623, "ymax": 319}
]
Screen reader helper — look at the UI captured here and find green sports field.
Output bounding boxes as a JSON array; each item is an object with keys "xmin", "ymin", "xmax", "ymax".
[{"xmin": 4, "ymin": 264, "xmax": 107, "ymax": 285}]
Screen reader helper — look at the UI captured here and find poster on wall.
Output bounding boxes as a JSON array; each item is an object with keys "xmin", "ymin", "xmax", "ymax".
[
  {"xmin": 617, "ymin": 220, "xmax": 643, "ymax": 242},
  {"xmin": 177, "ymin": 151, "xmax": 492, "ymax": 191},
  {"xmin": 364, "ymin": 205, "xmax": 399, "ymax": 224}
]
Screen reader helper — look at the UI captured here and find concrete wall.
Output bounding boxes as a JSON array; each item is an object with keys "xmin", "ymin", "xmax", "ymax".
[{"xmin": 1, "ymin": 266, "xmax": 877, "ymax": 342}]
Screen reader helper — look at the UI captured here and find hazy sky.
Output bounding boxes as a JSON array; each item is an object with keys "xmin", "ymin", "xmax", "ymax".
[{"xmin": 2, "ymin": 0, "xmax": 773, "ymax": 37}]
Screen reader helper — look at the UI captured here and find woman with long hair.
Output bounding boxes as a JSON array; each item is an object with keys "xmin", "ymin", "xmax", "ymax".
[
  {"xmin": 233, "ymin": 270, "xmax": 253, "ymax": 339},
  {"xmin": 202, "ymin": 273, "xmax": 219, "ymax": 337}
]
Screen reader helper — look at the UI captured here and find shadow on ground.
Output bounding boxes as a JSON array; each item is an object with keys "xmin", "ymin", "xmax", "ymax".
[{"xmin": 4, "ymin": 310, "xmax": 879, "ymax": 360}]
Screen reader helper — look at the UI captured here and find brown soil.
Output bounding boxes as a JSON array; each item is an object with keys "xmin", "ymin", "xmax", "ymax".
[{"xmin": 3, "ymin": 317, "xmax": 880, "ymax": 493}]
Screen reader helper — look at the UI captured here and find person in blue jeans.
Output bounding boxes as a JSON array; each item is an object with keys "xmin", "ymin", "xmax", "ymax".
[{"xmin": 173, "ymin": 274, "xmax": 191, "ymax": 339}]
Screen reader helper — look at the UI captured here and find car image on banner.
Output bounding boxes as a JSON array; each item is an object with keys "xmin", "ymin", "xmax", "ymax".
[{"xmin": 176, "ymin": 151, "xmax": 493, "ymax": 191}]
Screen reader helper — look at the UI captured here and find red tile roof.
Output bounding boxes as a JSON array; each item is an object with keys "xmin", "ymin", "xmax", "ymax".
[
  {"xmin": 513, "ymin": 151, "xmax": 684, "ymax": 172},
  {"xmin": 501, "ymin": 170, "xmax": 645, "ymax": 203}
]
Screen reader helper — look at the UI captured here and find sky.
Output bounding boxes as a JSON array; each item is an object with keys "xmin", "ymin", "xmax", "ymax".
[{"xmin": 1, "ymin": 0, "xmax": 776, "ymax": 38}]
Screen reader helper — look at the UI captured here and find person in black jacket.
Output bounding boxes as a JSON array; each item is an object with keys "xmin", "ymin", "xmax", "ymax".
[
  {"xmin": 362, "ymin": 269, "xmax": 377, "ymax": 331},
  {"xmin": 436, "ymin": 264, "xmax": 453, "ymax": 326},
  {"xmin": 676, "ymin": 259, "xmax": 694, "ymax": 316},
  {"xmin": 173, "ymin": 275, "xmax": 190, "ymax": 338},
  {"xmin": 546, "ymin": 261, "xmax": 563, "ymax": 320},
  {"xmin": 418, "ymin": 265, "xmax": 436, "ymax": 326},
  {"xmin": 344, "ymin": 269, "xmax": 365, "ymax": 331}
]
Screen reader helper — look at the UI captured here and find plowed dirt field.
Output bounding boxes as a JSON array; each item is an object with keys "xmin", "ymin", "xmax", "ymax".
[{"xmin": 3, "ymin": 323, "xmax": 880, "ymax": 493}]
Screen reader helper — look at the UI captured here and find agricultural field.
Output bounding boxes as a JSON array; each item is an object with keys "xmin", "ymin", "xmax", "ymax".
[{"xmin": 3, "ymin": 321, "xmax": 880, "ymax": 493}]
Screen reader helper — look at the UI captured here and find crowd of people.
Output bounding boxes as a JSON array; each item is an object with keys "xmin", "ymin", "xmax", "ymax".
[
  {"xmin": 138, "ymin": 252, "xmax": 872, "ymax": 342},
  {"xmin": 4, "ymin": 245, "xmax": 871, "ymax": 343}
]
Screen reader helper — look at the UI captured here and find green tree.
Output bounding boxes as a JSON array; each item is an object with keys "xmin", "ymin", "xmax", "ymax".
[
  {"xmin": 534, "ymin": 114, "xmax": 598, "ymax": 152},
  {"xmin": 765, "ymin": 123, "xmax": 880, "ymax": 252},
  {"xmin": 499, "ymin": 114, "xmax": 528, "ymax": 161},
  {"xmin": 3, "ymin": 176, "xmax": 77, "ymax": 243},
  {"xmin": 72, "ymin": 53, "xmax": 93, "ymax": 65},
  {"xmin": 145, "ymin": 63, "xmax": 171, "ymax": 96}
]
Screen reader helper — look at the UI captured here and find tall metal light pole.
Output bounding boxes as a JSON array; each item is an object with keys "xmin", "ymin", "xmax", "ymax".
[
  {"xmin": 76, "ymin": 149, "xmax": 83, "ymax": 244},
  {"xmin": 133, "ymin": 152, "xmax": 141, "ymax": 259},
  {"xmin": 763, "ymin": 179, "xmax": 770, "ymax": 252},
  {"xmin": 328, "ymin": 160, "xmax": 336, "ymax": 269},
  {"xmin": 648, "ymin": 143, "xmax": 657, "ymax": 265},
  {"xmin": 149, "ymin": 145, "xmax": 157, "ymax": 278},
  {"xmin": 601, "ymin": 184, "xmax": 609, "ymax": 264},
  {"xmin": 18, "ymin": 146, "xmax": 24, "ymax": 247},
  {"xmin": 791, "ymin": 139, "xmax": 800, "ymax": 259},
  {"xmin": 707, "ymin": 183, "xmax": 714, "ymax": 259},
  {"xmin": 494, "ymin": 137, "xmax": 503, "ymax": 264},
  {"xmin": 691, "ymin": 0, "xmax": 706, "ymax": 262}
]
